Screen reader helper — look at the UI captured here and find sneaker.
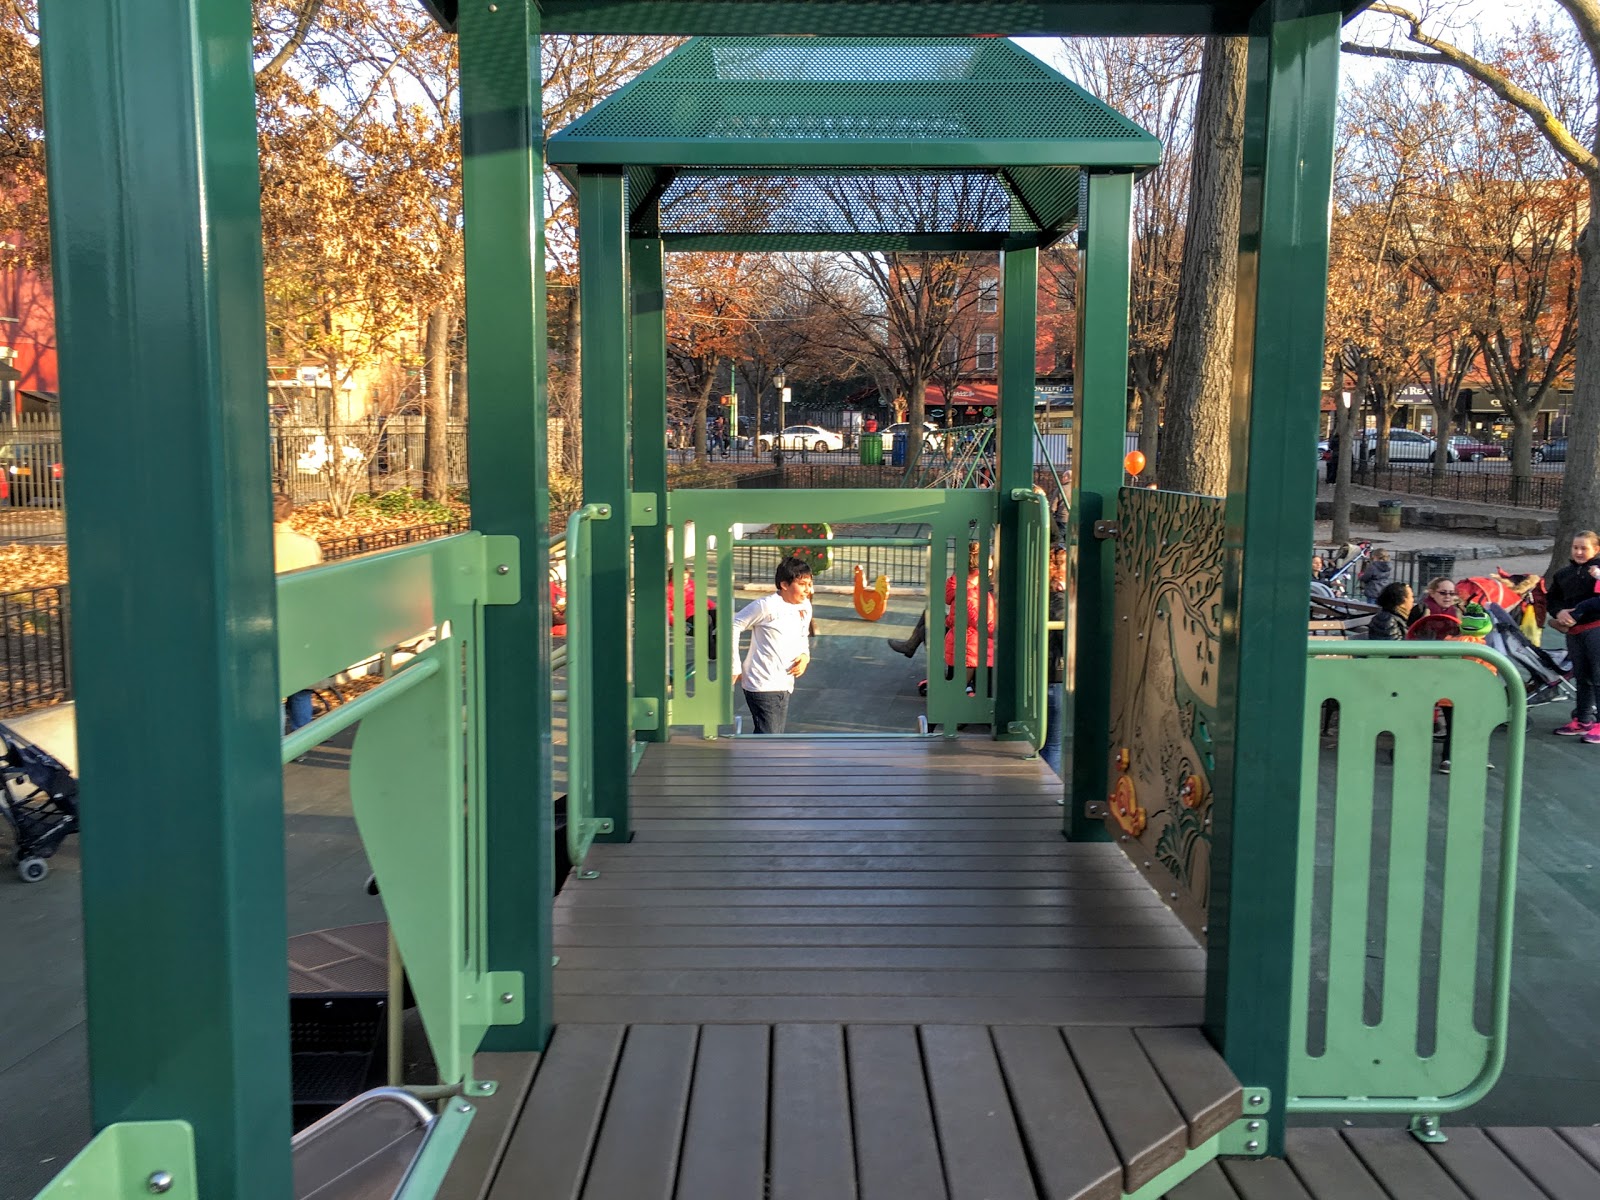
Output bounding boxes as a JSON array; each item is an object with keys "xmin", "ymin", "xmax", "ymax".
[
  {"xmin": 1438, "ymin": 759, "xmax": 1451, "ymax": 774},
  {"xmin": 1585, "ymin": 728, "xmax": 1600, "ymax": 745},
  {"xmin": 1555, "ymin": 719, "xmax": 1593, "ymax": 737}
]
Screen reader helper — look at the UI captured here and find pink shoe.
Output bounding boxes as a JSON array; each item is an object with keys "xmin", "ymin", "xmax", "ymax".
[
  {"xmin": 1555, "ymin": 719, "xmax": 1593, "ymax": 736},
  {"xmin": 1585, "ymin": 727, "xmax": 1600, "ymax": 745}
]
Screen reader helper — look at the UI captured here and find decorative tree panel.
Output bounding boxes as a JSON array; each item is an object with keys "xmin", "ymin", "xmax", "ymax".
[{"xmin": 1103, "ymin": 487, "xmax": 1224, "ymax": 940}]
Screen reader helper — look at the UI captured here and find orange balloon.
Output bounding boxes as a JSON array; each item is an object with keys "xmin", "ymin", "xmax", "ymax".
[{"xmin": 1124, "ymin": 450, "xmax": 1147, "ymax": 476}]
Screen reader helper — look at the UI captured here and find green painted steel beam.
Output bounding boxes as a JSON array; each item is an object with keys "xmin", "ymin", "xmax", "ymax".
[
  {"xmin": 631, "ymin": 236, "xmax": 671, "ymax": 743},
  {"xmin": 656, "ymin": 232, "xmax": 1062, "ymax": 253},
  {"xmin": 579, "ymin": 172, "xmax": 635, "ymax": 838},
  {"xmin": 460, "ymin": 0, "xmax": 555, "ymax": 1050},
  {"xmin": 1206, "ymin": 4, "xmax": 1342, "ymax": 1159},
  {"xmin": 36, "ymin": 0, "xmax": 291, "ymax": 1191},
  {"xmin": 1065, "ymin": 172, "xmax": 1132, "ymax": 842},
  {"xmin": 993, "ymin": 246, "xmax": 1039, "ymax": 736},
  {"xmin": 35, "ymin": 1121, "xmax": 198, "ymax": 1200},
  {"xmin": 478, "ymin": 2, "xmax": 1372, "ymax": 38}
]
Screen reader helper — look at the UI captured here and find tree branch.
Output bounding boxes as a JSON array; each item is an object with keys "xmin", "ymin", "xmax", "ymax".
[
  {"xmin": 258, "ymin": 0, "xmax": 325, "ymax": 81},
  {"xmin": 1351, "ymin": 3, "xmax": 1599, "ymax": 178},
  {"xmin": 1340, "ymin": 42, "xmax": 1447, "ymax": 65}
]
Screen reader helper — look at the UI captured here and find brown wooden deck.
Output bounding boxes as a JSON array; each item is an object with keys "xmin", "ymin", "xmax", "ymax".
[
  {"xmin": 430, "ymin": 736, "xmax": 1600, "ymax": 1200},
  {"xmin": 553, "ymin": 735, "xmax": 1205, "ymax": 1026}
]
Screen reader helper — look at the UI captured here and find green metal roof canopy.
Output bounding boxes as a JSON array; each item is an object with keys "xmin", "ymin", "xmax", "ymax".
[{"xmin": 546, "ymin": 37, "xmax": 1162, "ymax": 251}]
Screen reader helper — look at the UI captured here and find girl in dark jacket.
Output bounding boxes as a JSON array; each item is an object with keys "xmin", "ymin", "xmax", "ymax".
[{"xmin": 1549, "ymin": 530, "xmax": 1600, "ymax": 738}]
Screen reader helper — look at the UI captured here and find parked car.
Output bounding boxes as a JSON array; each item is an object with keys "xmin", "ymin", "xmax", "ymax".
[
  {"xmin": 760, "ymin": 424, "xmax": 843, "ymax": 453},
  {"xmin": 1534, "ymin": 437, "xmax": 1567, "ymax": 464},
  {"xmin": 1359, "ymin": 428, "xmax": 1445, "ymax": 463},
  {"xmin": 1447, "ymin": 434, "xmax": 1504, "ymax": 462},
  {"xmin": 0, "ymin": 442, "xmax": 63, "ymax": 505}
]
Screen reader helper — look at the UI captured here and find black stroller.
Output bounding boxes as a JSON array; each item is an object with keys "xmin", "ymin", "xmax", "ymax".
[
  {"xmin": 1483, "ymin": 602, "xmax": 1575, "ymax": 708},
  {"xmin": 0, "ymin": 721, "xmax": 79, "ymax": 882}
]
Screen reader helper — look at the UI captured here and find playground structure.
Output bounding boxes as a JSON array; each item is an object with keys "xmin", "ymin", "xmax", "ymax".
[{"xmin": 23, "ymin": 2, "xmax": 1577, "ymax": 1198}]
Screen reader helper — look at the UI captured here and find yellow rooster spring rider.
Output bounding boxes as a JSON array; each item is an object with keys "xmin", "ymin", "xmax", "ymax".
[{"xmin": 853, "ymin": 564, "xmax": 891, "ymax": 621}]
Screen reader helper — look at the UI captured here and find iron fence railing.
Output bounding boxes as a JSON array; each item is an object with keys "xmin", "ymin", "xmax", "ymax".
[
  {"xmin": 1347, "ymin": 462, "xmax": 1562, "ymax": 511},
  {"xmin": 0, "ymin": 584, "xmax": 72, "ymax": 716},
  {"xmin": 318, "ymin": 518, "xmax": 472, "ymax": 563}
]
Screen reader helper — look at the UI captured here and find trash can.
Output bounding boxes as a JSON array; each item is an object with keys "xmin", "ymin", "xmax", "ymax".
[
  {"xmin": 890, "ymin": 430, "xmax": 908, "ymax": 467},
  {"xmin": 860, "ymin": 431, "xmax": 884, "ymax": 466},
  {"xmin": 1415, "ymin": 552, "xmax": 1456, "ymax": 584},
  {"xmin": 1377, "ymin": 499, "xmax": 1403, "ymax": 533}
]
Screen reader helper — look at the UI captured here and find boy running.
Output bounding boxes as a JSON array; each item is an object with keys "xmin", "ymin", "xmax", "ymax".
[{"xmin": 732, "ymin": 555, "xmax": 814, "ymax": 734}]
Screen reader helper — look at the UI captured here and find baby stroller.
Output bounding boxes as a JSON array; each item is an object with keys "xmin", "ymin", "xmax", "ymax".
[
  {"xmin": 0, "ymin": 722, "xmax": 79, "ymax": 882},
  {"xmin": 1482, "ymin": 602, "xmax": 1575, "ymax": 708}
]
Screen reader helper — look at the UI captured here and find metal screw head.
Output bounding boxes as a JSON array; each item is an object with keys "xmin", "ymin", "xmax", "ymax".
[
  {"xmin": 496, "ymin": 563, "xmax": 510, "ymax": 575},
  {"xmin": 458, "ymin": 1102, "xmax": 474, "ymax": 1113},
  {"xmin": 1245, "ymin": 1139, "xmax": 1260, "ymax": 1152},
  {"xmin": 1247, "ymin": 1120, "xmax": 1261, "ymax": 1132},
  {"xmin": 487, "ymin": 3, "xmax": 497, "ymax": 9},
  {"xmin": 147, "ymin": 1172, "xmax": 173, "ymax": 1195},
  {"xmin": 1248, "ymin": 1094, "xmax": 1265, "ymax": 1107},
  {"xmin": 478, "ymin": 1080, "xmax": 493, "ymax": 1091},
  {"xmin": 500, "ymin": 992, "xmax": 515, "ymax": 1004},
  {"xmin": 1168, "ymin": 891, "xmax": 1178, "ymax": 900}
]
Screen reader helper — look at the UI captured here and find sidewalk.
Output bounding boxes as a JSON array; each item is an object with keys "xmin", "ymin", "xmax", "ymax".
[{"xmin": 1315, "ymin": 482, "xmax": 1557, "ymax": 576}]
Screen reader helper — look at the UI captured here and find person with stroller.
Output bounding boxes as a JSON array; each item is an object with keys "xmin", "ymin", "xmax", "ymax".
[
  {"xmin": 1548, "ymin": 530, "xmax": 1600, "ymax": 740},
  {"xmin": 1366, "ymin": 581, "xmax": 1413, "ymax": 640}
]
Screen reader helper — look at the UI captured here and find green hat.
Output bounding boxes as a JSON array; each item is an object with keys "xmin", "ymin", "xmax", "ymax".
[{"xmin": 1457, "ymin": 603, "xmax": 1492, "ymax": 638}]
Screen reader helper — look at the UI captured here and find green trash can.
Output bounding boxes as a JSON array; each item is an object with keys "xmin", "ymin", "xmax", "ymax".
[
  {"xmin": 1416, "ymin": 552, "xmax": 1456, "ymax": 584},
  {"xmin": 860, "ymin": 431, "xmax": 883, "ymax": 465}
]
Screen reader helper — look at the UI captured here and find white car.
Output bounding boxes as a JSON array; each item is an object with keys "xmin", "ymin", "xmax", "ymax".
[
  {"xmin": 1358, "ymin": 429, "xmax": 1449, "ymax": 463},
  {"xmin": 885, "ymin": 422, "xmax": 946, "ymax": 453},
  {"xmin": 761, "ymin": 424, "xmax": 843, "ymax": 453}
]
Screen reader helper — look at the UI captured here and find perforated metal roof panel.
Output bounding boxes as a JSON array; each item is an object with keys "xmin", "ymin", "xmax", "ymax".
[{"xmin": 548, "ymin": 37, "xmax": 1161, "ymax": 170}]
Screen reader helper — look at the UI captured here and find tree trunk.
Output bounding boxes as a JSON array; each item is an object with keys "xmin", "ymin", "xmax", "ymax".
[
  {"xmin": 1135, "ymin": 381, "xmax": 1161, "ymax": 484},
  {"xmin": 1158, "ymin": 36, "xmax": 1246, "ymax": 497},
  {"xmin": 1430, "ymin": 401, "xmax": 1454, "ymax": 479},
  {"xmin": 907, "ymin": 376, "xmax": 927, "ymax": 472},
  {"xmin": 451, "ymin": 313, "xmax": 468, "ymax": 418},
  {"xmin": 422, "ymin": 305, "xmax": 451, "ymax": 501},
  {"xmin": 1554, "ymin": 192, "xmax": 1600, "ymax": 574},
  {"xmin": 1332, "ymin": 364, "xmax": 1364, "ymax": 545},
  {"xmin": 1507, "ymin": 406, "xmax": 1536, "ymax": 507},
  {"xmin": 692, "ymin": 374, "xmax": 714, "ymax": 465}
]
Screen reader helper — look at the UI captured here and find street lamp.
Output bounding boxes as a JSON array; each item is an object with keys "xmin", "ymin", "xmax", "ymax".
[{"xmin": 773, "ymin": 371, "xmax": 788, "ymax": 445}]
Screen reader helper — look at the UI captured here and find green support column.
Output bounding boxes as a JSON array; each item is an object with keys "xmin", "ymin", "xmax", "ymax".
[
  {"xmin": 994, "ymin": 246, "xmax": 1038, "ymax": 735},
  {"xmin": 37, "ymin": 1, "xmax": 290, "ymax": 1192},
  {"xmin": 1065, "ymin": 173, "xmax": 1133, "ymax": 840},
  {"xmin": 460, "ymin": 0, "xmax": 553, "ymax": 1047},
  {"xmin": 579, "ymin": 173, "xmax": 634, "ymax": 837},
  {"xmin": 631, "ymin": 235, "xmax": 669, "ymax": 743},
  {"xmin": 1206, "ymin": 6, "xmax": 1342, "ymax": 1157}
]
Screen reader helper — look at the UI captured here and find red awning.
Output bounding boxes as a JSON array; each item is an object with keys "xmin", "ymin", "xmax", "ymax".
[{"xmin": 924, "ymin": 382, "xmax": 999, "ymax": 414}]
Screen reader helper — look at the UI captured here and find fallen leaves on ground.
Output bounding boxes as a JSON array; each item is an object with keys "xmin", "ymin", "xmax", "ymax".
[{"xmin": 0, "ymin": 545, "xmax": 69, "ymax": 594}]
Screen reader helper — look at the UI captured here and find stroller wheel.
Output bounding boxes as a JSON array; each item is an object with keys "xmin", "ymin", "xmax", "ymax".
[{"xmin": 17, "ymin": 856, "xmax": 48, "ymax": 883}]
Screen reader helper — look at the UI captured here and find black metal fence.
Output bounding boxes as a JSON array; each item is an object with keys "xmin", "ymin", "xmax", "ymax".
[
  {"xmin": 0, "ymin": 585, "xmax": 72, "ymax": 716},
  {"xmin": 318, "ymin": 518, "xmax": 472, "ymax": 562},
  {"xmin": 1347, "ymin": 461, "xmax": 1563, "ymax": 511}
]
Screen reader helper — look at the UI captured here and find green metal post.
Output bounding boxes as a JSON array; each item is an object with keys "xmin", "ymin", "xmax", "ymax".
[
  {"xmin": 631, "ymin": 235, "xmax": 669, "ymax": 743},
  {"xmin": 1206, "ymin": 5, "xmax": 1342, "ymax": 1158},
  {"xmin": 994, "ymin": 246, "xmax": 1038, "ymax": 736},
  {"xmin": 460, "ymin": 0, "xmax": 553, "ymax": 1048},
  {"xmin": 579, "ymin": 172, "xmax": 634, "ymax": 837},
  {"xmin": 36, "ymin": 0, "xmax": 290, "ymax": 1192},
  {"xmin": 1065, "ymin": 173, "xmax": 1132, "ymax": 840}
]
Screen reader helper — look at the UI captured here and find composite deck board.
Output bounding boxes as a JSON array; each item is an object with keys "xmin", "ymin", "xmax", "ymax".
[
  {"xmin": 1482, "ymin": 1126, "xmax": 1600, "ymax": 1199},
  {"xmin": 769, "ymin": 1024, "xmax": 858, "ymax": 1200},
  {"xmin": 1429, "ymin": 1129, "xmax": 1551, "ymax": 1200},
  {"xmin": 575, "ymin": 869, "xmax": 1153, "ymax": 889},
  {"xmin": 1276, "ymin": 1129, "xmax": 1389, "ymax": 1200},
  {"xmin": 921, "ymin": 1025, "xmax": 1041, "ymax": 1200},
  {"xmin": 557, "ymin": 967, "xmax": 1204, "ymax": 999},
  {"xmin": 1063, "ymin": 1026, "xmax": 1189, "ymax": 1192},
  {"xmin": 1343, "ymin": 1129, "xmax": 1471, "ymax": 1199},
  {"xmin": 576, "ymin": 1025, "xmax": 696, "ymax": 1200},
  {"xmin": 990, "ymin": 1025, "xmax": 1123, "ymax": 1200},
  {"xmin": 846, "ymin": 1026, "xmax": 950, "ymax": 1200},
  {"xmin": 671, "ymin": 1025, "xmax": 769, "ymax": 1200},
  {"xmin": 555, "ymin": 996, "xmax": 1204, "ymax": 1025},
  {"xmin": 552, "ymin": 924, "xmax": 1203, "ymax": 949},
  {"xmin": 1218, "ymin": 1157, "xmax": 1316, "ymax": 1200},
  {"xmin": 1135, "ymin": 1027, "xmax": 1245, "ymax": 1147},
  {"xmin": 553, "ymin": 946, "xmax": 1206, "ymax": 971}
]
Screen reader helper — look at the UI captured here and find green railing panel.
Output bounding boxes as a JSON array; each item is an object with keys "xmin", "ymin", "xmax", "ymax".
[
  {"xmin": 1008, "ymin": 488, "xmax": 1049, "ymax": 750},
  {"xmin": 564, "ymin": 503, "xmax": 617, "ymax": 869},
  {"xmin": 35, "ymin": 1121, "xmax": 196, "ymax": 1199},
  {"xmin": 1289, "ymin": 641, "xmax": 1525, "ymax": 1115},
  {"xmin": 665, "ymin": 489, "xmax": 999, "ymax": 736},
  {"xmin": 277, "ymin": 531, "xmax": 523, "ymax": 1092}
]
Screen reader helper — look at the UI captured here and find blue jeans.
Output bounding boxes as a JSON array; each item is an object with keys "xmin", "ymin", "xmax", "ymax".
[
  {"xmin": 286, "ymin": 689, "xmax": 315, "ymax": 732},
  {"xmin": 1042, "ymin": 682, "xmax": 1064, "ymax": 774},
  {"xmin": 743, "ymin": 689, "xmax": 790, "ymax": 734}
]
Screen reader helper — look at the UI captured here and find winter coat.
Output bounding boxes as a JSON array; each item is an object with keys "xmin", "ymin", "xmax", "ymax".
[
  {"xmin": 944, "ymin": 572, "xmax": 996, "ymax": 669},
  {"xmin": 1358, "ymin": 559, "xmax": 1392, "ymax": 603},
  {"xmin": 1366, "ymin": 609, "xmax": 1407, "ymax": 641},
  {"xmin": 1048, "ymin": 587, "xmax": 1066, "ymax": 683}
]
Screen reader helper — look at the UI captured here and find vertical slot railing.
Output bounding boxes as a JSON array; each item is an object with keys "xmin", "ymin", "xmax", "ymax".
[
  {"xmin": 1009, "ymin": 488, "xmax": 1049, "ymax": 749},
  {"xmin": 1289, "ymin": 641, "xmax": 1524, "ymax": 1123},
  {"xmin": 563, "ymin": 503, "xmax": 614, "ymax": 872}
]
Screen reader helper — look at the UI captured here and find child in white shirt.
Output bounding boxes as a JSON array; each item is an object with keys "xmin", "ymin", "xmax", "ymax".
[{"xmin": 732, "ymin": 555, "xmax": 814, "ymax": 734}]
